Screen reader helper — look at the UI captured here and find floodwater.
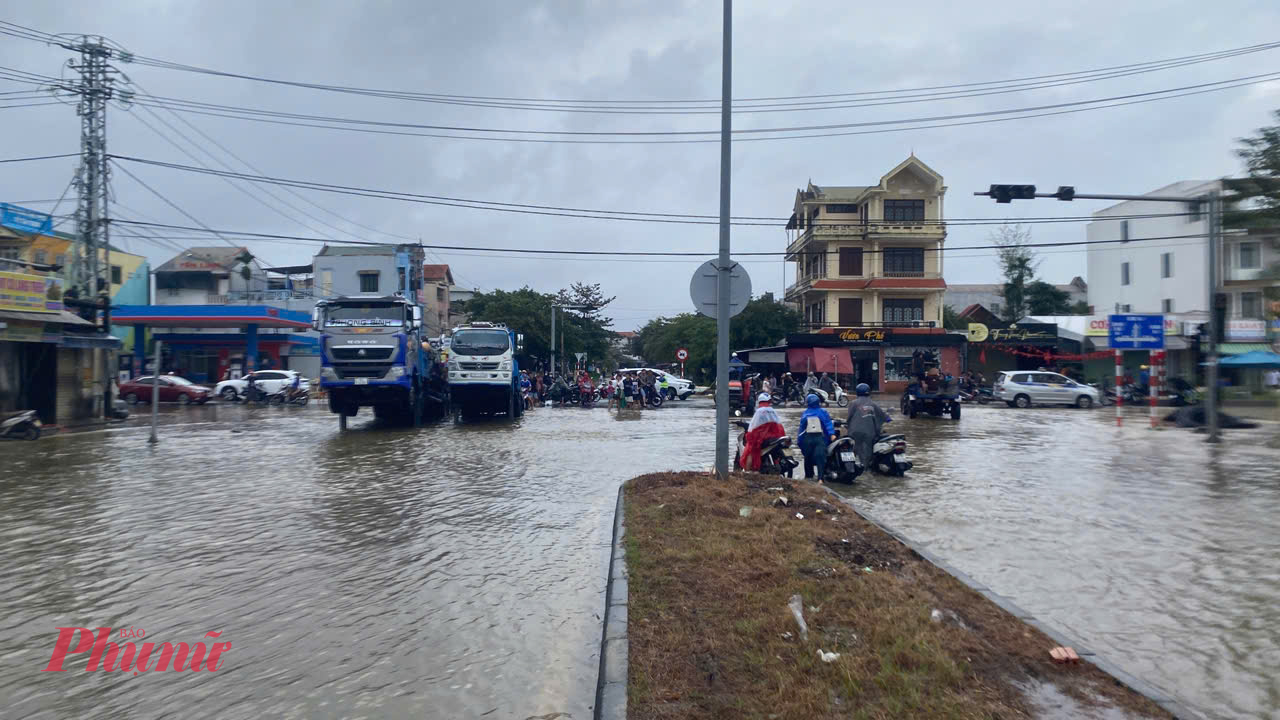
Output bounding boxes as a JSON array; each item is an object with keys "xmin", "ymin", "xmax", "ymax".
[
  {"xmin": 0, "ymin": 399, "xmax": 1276, "ymax": 719},
  {"xmin": 824, "ymin": 403, "xmax": 1280, "ymax": 720},
  {"xmin": 0, "ymin": 401, "xmax": 714, "ymax": 720}
]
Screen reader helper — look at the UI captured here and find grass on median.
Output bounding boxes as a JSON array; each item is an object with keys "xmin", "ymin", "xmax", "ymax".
[{"xmin": 623, "ymin": 472, "xmax": 1171, "ymax": 720}]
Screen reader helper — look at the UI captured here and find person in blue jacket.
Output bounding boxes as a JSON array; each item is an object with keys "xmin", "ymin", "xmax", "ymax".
[{"xmin": 797, "ymin": 393, "xmax": 836, "ymax": 481}]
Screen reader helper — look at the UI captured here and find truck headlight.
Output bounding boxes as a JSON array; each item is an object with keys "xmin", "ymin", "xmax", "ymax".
[
  {"xmin": 321, "ymin": 367, "xmax": 337, "ymax": 380},
  {"xmin": 387, "ymin": 366, "xmax": 405, "ymax": 378},
  {"xmin": 499, "ymin": 360, "xmax": 511, "ymax": 371},
  {"xmin": 448, "ymin": 359, "xmax": 460, "ymax": 370}
]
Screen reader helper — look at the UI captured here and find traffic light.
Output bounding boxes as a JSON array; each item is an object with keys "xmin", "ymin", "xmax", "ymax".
[
  {"xmin": 987, "ymin": 184, "xmax": 1036, "ymax": 203},
  {"xmin": 1055, "ymin": 186, "xmax": 1075, "ymax": 201}
]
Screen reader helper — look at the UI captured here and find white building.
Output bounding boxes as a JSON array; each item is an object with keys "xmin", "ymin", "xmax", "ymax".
[{"xmin": 1086, "ymin": 180, "xmax": 1277, "ymax": 348}]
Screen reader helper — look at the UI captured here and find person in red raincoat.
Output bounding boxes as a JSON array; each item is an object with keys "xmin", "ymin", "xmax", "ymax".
[{"xmin": 739, "ymin": 393, "xmax": 786, "ymax": 471}]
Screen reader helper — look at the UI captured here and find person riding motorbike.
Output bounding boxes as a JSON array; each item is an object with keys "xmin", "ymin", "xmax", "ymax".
[
  {"xmin": 922, "ymin": 367, "xmax": 943, "ymax": 394},
  {"xmin": 740, "ymin": 393, "xmax": 786, "ymax": 471},
  {"xmin": 797, "ymin": 393, "xmax": 836, "ymax": 481},
  {"xmin": 845, "ymin": 383, "xmax": 890, "ymax": 466},
  {"xmin": 552, "ymin": 374, "xmax": 570, "ymax": 405}
]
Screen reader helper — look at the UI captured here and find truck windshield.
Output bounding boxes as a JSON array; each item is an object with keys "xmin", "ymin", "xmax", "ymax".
[
  {"xmin": 325, "ymin": 303, "xmax": 403, "ymax": 327},
  {"xmin": 451, "ymin": 329, "xmax": 510, "ymax": 356}
]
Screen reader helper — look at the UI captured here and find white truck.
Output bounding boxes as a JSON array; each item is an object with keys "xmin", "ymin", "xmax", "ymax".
[{"xmin": 447, "ymin": 322, "xmax": 526, "ymax": 419}]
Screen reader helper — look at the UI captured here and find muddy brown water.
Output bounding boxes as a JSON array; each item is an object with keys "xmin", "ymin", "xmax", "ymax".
[{"xmin": 0, "ymin": 399, "xmax": 1276, "ymax": 719}]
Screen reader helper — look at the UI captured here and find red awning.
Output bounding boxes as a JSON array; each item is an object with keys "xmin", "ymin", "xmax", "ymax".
[
  {"xmin": 813, "ymin": 347, "xmax": 853, "ymax": 374},
  {"xmin": 787, "ymin": 347, "xmax": 816, "ymax": 373}
]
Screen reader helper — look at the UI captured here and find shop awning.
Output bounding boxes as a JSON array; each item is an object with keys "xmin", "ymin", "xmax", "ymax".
[
  {"xmin": 59, "ymin": 333, "xmax": 123, "ymax": 349},
  {"xmin": 1219, "ymin": 343, "xmax": 1274, "ymax": 355},
  {"xmin": 813, "ymin": 347, "xmax": 853, "ymax": 374},
  {"xmin": 787, "ymin": 347, "xmax": 816, "ymax": 373},
  {"xmin": 0, "ymin": 308, "xmax": 96, "ymax": 327}
]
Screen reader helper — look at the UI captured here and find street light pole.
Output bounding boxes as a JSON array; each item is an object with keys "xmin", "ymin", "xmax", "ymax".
[
  {"xmin": 714, "ymin": 0, "xmax": 733, "ymax": 480},
  {"xmin": 976, "ymin": 184, "xmax": 1220, "ymax": 442}
]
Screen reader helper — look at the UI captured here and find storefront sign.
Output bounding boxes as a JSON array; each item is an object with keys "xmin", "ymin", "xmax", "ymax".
[
  {"xmin": 0, "ymin": 271, "xmax": 63, "ymax": 313},
  {"xmin": 0, "ymin": 319, "xmax": 58, "ymax": 343},
  {"xmin": 1087, "ymin": 315, "xmax": 1182, "ymax": 336},
  {"xmin": 1226, "ymin": 319, "xmax": 1266, "ymax": 341},
  {"xmin": 836, "ymin": 328, "xmax": 886, "ymax": 343},
  {"xmin": 966, "ymin": 323, "xmax": 989, "ymax": 342},
  {"xmin": 985, "ymin": 323, "xmax": 1057, "ymax": 344},
  {"xmin": 0, "ymin": 203, "xmax": 54, "ymax": 234}
]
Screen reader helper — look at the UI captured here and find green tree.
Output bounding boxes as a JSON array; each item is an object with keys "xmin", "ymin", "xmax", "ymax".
[
  {"xmin": 1068, "ymin": 299, "xmax": 1092, "ymax": 314},
  {"xmin": 1025, "ymin": 281, "xmax": 1072, "ymax": 315},
  {"xmin": 992, "ymin": 224, "xmax": 1037, "ymax": 322},
  {"xmin": 942, "ymin": 304, "xmax": 965, "ymax": 330},
  {"xmin": 1224, "ymin": 113, "xmax": 1280, "ymax": 311},
  {"xmin": 463, "ymin": 287, "xmax": 555, "ymax": 369},
  {"xmin": 634, "ymin": 294, "xmax": 800, "ymax": 382}
]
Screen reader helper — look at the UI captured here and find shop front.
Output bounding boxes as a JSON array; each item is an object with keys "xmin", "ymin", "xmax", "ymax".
[{"xmin": 784, "ymin": 327, "xmax": 965, "ymax": 394}]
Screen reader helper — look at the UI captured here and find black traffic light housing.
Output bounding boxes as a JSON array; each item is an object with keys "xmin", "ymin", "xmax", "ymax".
[
  {"xmin": 1212, "ymin": 292, "xmax": 1228, "ymax": 344},
  {"xmin": 988, "ymin": 184, "xmax": 1036, "ymax": 203}
]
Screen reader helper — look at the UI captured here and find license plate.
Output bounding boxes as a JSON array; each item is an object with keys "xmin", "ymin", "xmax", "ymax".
[
  {"xmin": 354, "ymin": 378, "xmax": 369, "ymax": 385},
  {"xmin": 896, "ymin": 453, "xmax": 909, "ymax": 463},
  {"xmin": 840, "ymin": 452, "xmax": 855, "ymax": 462}
]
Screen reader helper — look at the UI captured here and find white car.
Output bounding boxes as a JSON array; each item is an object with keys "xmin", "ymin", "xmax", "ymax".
[
  {"xmin": 993, "ymin": 370, "xmax": 1100, "ymax": 409},
  {"xmin": 215, "ymin": 370, "xmax": 310, "ymax": 401},
  {"xmin": 618, "ymin": 368, "xmax": 695, "ymax": 400}
]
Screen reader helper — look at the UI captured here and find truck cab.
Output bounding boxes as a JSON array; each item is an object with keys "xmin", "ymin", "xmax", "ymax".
[{"xmin": 447, "ymin": 322, "xmax": 525, "ymax": 418}]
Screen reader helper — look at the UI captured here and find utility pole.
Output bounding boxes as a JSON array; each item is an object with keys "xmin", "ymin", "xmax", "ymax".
[
  {"xmin": 714, "ymin": 0, "xmax": 733, "ymax": 479},
  {"xmin": 65, "ymin": 36, "xmax": 117, "ymax": 420},
  {"xmin": 1205, "ymin": 191, "xmax": 1222, "ymax": 443}
]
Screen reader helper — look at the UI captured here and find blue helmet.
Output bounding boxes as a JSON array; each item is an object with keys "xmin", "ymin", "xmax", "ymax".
[
  {"xmin": 855, "ymin": 383, "xmax": 871, "ymax": 396},
  {"xmin": 806, "ymin": 393, "xmax": 820, "ymax": 407}
]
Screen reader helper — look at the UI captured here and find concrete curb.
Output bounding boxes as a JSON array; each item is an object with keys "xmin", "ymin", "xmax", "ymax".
[
  {"xmin": 594, "ymin": 485, "xmax": 628, "ymax": 720},
  {"xmin": 819, "ymin": 485, "xmax": 1206, "ymax": 720}
]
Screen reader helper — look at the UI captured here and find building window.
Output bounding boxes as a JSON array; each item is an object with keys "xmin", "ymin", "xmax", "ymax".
[
  {"xmin": 1241, "ymin": 291, "xmax": 1263, "ymax": 318},
  {"xmin": 1161, "ymin": 252, "xmax": 1172, "ymax": 278},
  {"xmin": 883, "ymin": 199, "xmax": 925, "ymax": 222},
  {"xmin": 0, "ymin": 247, "xmax": 20, "ymax": 260},
  {"xmin": 826, "ymin": 204, "xmax": 859, "ymax": 214},
  {"xmin": 1120, "ymin": 220, "xmax": 1130, "ymax": 243},
  {"xmin": 1121, "ymin": 262, "xmax": 1130, "ymax": 285},
  {"xmin": 1187, "ymin": 200, "xmax": 1202, "ymax": 223},
  {"xmin": 882, "ymin": 247, "xmax": 925, "ymax": 276},
  {"xmin": 990, "ymin": 302, "xmax": 1002, "ymax": 317},
  {"xmin": 838, "ymin": 247, "xmax": 863, "ymax": 276},
  {"xmin": 111, "ymin": 265, "xmax": 122, "ymax": 284},
  {"xmin": 1162, "ymin": 298, "xmax": 1174, "ymax": 313},
  {"xmin": 436, "ymin": 287, "xmax": 445, "ymax": 302},
  {"xmin": 1239, "ymin": 242, "xmax": 1261, "ymax": 269},
  {"xmin": 882, "ymin": 299, "xmax": 925, "ymax": 323},
  {"xmin": 33, "ymin": 250, "xmax": 47, "ymax": 264},
  {"xmin": 1120, "ymin": 304, "xmax": 1131, "ymax": 312},
  {"xmin": 55, "ymin": 254, "xmax": 66, "ymax": 266},
  {"xmin": 358, "ymin": 271, "xmax": 380, "ymax": 293}
]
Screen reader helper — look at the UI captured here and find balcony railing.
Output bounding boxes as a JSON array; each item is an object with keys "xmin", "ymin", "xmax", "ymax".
[
  {"xmin": 799, "ymin": 320, "xmax": 938, "ymax": 331},
  {"xmin": 226, "ymin": 289, "xmax": 315, "ymax": 302},
  {"xmin": 881, "ymin": 270, "xmax": 926, "ymax": 278},
  {"xmin": 784, "ymin": 267, "xmax": 827, "ymax": 299}
]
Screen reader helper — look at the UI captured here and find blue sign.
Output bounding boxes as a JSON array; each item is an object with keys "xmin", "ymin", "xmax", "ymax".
[
  {"xmin": 1109, "ymin": 314, "xmax": 1165, "ymax": 349},
  {"xmin": 0, "ymin": 203, "xmax": 54, "ymax": 235}
]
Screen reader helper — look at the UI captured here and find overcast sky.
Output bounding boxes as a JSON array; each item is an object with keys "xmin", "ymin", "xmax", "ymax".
[{"xmin": 3, "ymin": 0, "xmax": 1279, "ymax": 330}]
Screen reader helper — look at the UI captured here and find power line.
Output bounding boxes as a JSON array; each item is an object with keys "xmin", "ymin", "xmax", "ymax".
[
  {"xmin": 120, "ymin": 69, "xmax": 1280, "ymax": 139},
  {"xmin": 109, "ymin": 154, "xmax": 1199, "ymax": 227},
  {"xmin": 111, "ymin": 162, "xmax": 250, "ymax": 253},
  {"xmin": 0, "ymin": 152, "xmax": 79, "ymax": 163},
  {"xmin": 109, "ymin": 219, "xmax": 1215, "ymax": 256}
]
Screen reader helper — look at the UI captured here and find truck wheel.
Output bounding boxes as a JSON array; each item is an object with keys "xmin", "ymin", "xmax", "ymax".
[
  {"xmin": 507, "ymin": 388, "xmax": 516, "ymax": 418},
  {"xmin": 950, "ymin": 402, "xmax": 961, "ymax": 420}
]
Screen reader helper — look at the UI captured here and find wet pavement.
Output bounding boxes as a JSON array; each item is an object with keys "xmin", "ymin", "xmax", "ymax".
[
  {"xmin": 0, "ymin": 398, "xmax": 1276, "ymax": 719},
  {"xmin": 820, "ymin": 403, "xmax": 1280, "ymax": 720}
]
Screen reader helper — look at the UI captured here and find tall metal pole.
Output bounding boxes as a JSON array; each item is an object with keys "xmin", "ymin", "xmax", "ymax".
[
  {"xmin": 148, "ymin": 339, "xmax": 161, "ymax": 444},
  {"xmin": 713, "ymin": 0, "xmax": 733, "ymax": 479},
  {"xmin": 550, "ymin": 306, "xmax": 556, "ymax": 376},
  {"xmin": 1205, "ymin": 191, "xmax": 1221, "ymax": 443}
]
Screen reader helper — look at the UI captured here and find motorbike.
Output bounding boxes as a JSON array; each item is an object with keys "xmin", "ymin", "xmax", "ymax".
[
  {"xmin": 870, "ymin": 433, "xmax": 912, "ymax": 476},
  {"xmin": 957, "ymin": 384, "xmax": 992, "ymax": 404},
  {"xmin": 825, "ymin": 421, "xmax": 864, "ymax": 484},
  {"xmin": 1, "ymin": 409, "xmax": 41, "ymax": 441},
  {"xmin": 270, "ymin": 387, "xmax": 310, "ymax": 406},
  {"xmin": 733, "ymin": 420, "xmax": 799, "ymax": 477},
  {"xmin": 579, "ymin": 384, "xmax": 596, "ymax": 407},
  {"xmin": 647, "ymin": 385, "xmax": 665, "ymax": 408}
]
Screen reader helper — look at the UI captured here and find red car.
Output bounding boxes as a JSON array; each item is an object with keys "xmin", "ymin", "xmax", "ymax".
[{"xmin": 120, "ymin": 375, "xmax": 212, "ymax": 405}]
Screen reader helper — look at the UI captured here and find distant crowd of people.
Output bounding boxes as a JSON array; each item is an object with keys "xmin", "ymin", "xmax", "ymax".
[{"xmin": 518, "ymin": 368, "xmax": 670, "ymax": 409}]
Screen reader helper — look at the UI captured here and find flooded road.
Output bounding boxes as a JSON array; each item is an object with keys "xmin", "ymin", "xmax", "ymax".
[
  {"xmin": 0, "ymin": 402, "xmax": 713, "ymax": 720},
  {"xmin": 823, "ymin": 404, "xmax": 1280, "ymax": 720},
  {"xmin": 1, "ymin": 399, "xmax": 1276, "ymax": 719}
]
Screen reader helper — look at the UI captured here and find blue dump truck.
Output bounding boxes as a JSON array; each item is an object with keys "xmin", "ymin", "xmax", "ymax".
[
  {"xmin": 446, "ymin": 321, "xmax": 525, "ymax": 419},
  {"xmin": 315, "ymin": 294, "xmax": 449, "ymax": 428}
]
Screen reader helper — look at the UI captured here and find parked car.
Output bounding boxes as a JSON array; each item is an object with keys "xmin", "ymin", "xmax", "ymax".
[
  {"xmin": 993, "ymin": 371, "xmax": 1100, "ymax": 409},
  {"xmin": 214, "ymin": 370, "xmax": 310, "ymax": 401},
  {"xmin": 119, "ymin": 375, "xmax": 213, "ymax": 405},
  {"xmin": 617, "ymin": 367, "xmax": 695, "ymax": 400}
]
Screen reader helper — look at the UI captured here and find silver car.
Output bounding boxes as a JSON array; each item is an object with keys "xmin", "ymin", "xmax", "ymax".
[{"xmin": 994, "ymin": 371, "xmax": 1100, "ymax": 409}]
